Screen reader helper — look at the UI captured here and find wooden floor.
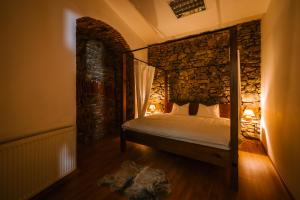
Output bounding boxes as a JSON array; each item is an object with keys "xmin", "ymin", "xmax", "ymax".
[{"xmin": 34, "ymin": 135, "xmax": 291, "ymax": 200}]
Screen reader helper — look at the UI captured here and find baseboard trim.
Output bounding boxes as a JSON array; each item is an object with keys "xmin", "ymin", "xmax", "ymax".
[
  {"xmin": 260, "ymin": 136, "xmax": 295, "ymax": 200},
  {"xmin": 30, "ymin": 168, "xmax": 79, "ymax": 200},
  {"xmin": 266, "ymin": 156, "xmax": 295, "ymax": 200}
]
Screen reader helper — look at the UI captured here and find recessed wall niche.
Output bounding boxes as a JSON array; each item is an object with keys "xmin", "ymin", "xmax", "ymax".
[{"xmin": 76, "ymin": 17, "xmax": 134, "ymax": 143}]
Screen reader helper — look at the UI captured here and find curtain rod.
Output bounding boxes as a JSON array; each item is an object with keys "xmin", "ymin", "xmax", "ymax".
[
  {"xmin": 131, "ymin": 58, "xmax": 228, "ymax": 72},
  {"xmin": 149, "ymin": 25, "xmax": 235, "ymax": 48},
  {"xmin": 165, "ymin": 63, "xmax": 228, "ymax": 72},
  {"xmin": 123, "ymin": 46, "xmax": 148, "ymax": 54},
  {"xmin": 123, "ymin": 25, "xmax": 236, "ymax": 54},
  {"xmin": 133, "ymin": 57, "xmax": 149, "ymax": 65},
  {"xmin": 130, "ymin": 56, "xmax": 166, "ymax": 71}
]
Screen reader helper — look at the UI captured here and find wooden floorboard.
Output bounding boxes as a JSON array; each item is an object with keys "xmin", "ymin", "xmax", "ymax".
[{"xmin": 33, "ymin": 135, "xmax": 291, "ymax": 200}]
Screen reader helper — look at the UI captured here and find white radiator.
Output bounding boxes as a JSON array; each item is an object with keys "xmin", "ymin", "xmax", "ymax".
[{"xmin": 0, "ymin": 126, "xmax": 76, "ymax": 200}]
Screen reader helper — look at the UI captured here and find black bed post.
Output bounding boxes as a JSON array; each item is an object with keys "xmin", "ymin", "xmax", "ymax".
[
  {"xmin": 229, "ymin": 26, "xmax": 239, "ymax": 190},
  {"xmin": 121, "ymin": 53, "xmax": 127, "ymax": 152},
  {"xmin": 164, "ymin": 70, "xmax": 168, "ymax": 112}
]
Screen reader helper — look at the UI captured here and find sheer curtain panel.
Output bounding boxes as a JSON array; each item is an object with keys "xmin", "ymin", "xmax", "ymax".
[{"xmin": 134, "ymin": 61, "xmax": 155, "ymax": 118}]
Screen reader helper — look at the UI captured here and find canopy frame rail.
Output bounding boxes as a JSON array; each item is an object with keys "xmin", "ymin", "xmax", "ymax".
[{"xmin": 121, "ymin": 25, "xmax": 240, "ymax": 190}]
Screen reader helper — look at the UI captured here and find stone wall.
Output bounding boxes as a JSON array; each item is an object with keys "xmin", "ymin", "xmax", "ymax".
[
  {"xmin": 238, "ymin": 21, "xmax": 261, "ymax": 137},
  {"xmin": 76, "ymin": 17, "xmax": 134, "ymax": 142},
  {"xmin": 149, "ymin": 30, "xmax": 230, "ymax": 108},
  {"xmin": 149, "ymin": 20, "xmax": 261, "ymax": 137}
]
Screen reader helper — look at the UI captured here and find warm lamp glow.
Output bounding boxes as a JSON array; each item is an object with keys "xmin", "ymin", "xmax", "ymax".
[
  {"xmin": 149, "ymin": 104, "xmax": 156, "ymax": 112},
  {"xmin": 243, "ymin": 109, "xmax": 255, "ymax": 120}
]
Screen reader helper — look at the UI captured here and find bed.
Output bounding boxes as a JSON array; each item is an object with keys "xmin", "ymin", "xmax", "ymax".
[
  {"xmin": 123, "ymin": 114, "xmax": 230, "ymax": 150},
  {"xmin": 122, "ymin": 27, "xmax": 239, "ymax": 189},
  {"xmin": 121, "ymin": 103, "xmax": 233, "ymax": 167}
]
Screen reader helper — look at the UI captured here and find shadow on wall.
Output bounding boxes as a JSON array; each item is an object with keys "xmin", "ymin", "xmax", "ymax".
[{"xmin": 129, "ymin": 0, "xmax": 158, "ymax": 27}]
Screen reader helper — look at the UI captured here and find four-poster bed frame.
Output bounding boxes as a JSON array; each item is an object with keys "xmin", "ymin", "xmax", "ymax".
[{"xmin": 121, "ymin": 27, "xmax": 240, "ymax": 190}]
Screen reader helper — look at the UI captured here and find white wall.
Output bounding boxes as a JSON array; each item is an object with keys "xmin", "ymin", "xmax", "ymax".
[
  {"xmin": 261, "ymin": 0, "xmax": 300, "ymax": 198},
  {"xmin": 0, "ymin": 0, "xmax": 147, "ymax": 142}
]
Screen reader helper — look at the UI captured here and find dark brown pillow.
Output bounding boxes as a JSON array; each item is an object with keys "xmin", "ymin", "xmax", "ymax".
[
  {"xmin": 165, "ymin": 102, "xmax": 230, "ymax": 117},
  {"xmin": 189, "ymin": 103, "xmax": 199, "ymax": 115},
  {"xmin": 164, "ymin": 102, "xmax": 173, "ymax": 113},
  {"xmin": 165, "ymin": 102, "xmax": 198, "ymax": 115},
  {"xmin": 219, "ymin": 103, "xmax": 230, "ymax": 118}
]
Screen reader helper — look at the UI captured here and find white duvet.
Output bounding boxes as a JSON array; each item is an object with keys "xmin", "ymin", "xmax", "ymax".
[{"xmin": 122, "ymin": 114, "xmax": 231, "ymax": 150}]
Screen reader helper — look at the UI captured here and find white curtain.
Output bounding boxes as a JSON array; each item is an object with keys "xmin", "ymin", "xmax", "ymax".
[{"xmin": 134, "ymin": 60, "xmax": 155, "ymax": 118}]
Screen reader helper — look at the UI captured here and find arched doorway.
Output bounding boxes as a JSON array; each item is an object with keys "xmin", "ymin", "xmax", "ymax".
[{"xmin": 76, "ymin": 17, "xmax": 134, "ymax": 143}]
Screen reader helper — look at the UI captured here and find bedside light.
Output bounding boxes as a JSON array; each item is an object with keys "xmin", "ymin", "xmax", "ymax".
[
  {"xmin": 243, "ymin": 109, "xmax": 255, "ymax": 121},
  {"xmin": 149, "ymin": 104, "xmax": 156, "ymax": 113}
]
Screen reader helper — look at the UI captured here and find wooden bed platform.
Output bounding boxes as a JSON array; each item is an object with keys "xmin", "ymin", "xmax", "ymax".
[
  {"xmin": 121, "ymin": 27, "xmax": 240, "ymax": 190},
  {"xmin": 121, "ymin": 130, "xmax": 232, "ymax": 167}
]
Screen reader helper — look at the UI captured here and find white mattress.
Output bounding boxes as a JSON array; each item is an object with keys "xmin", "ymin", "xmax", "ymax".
[{"xmin": 122, "ymin": 114, "xmax": 231, "ymax": 150}]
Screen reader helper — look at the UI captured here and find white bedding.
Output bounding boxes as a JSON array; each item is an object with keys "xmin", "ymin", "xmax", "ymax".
[{"xmin": 122, "ymin": 114, "xmax": 231, "ymax": 150}]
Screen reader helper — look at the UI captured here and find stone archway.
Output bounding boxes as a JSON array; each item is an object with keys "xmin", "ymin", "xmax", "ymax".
[{"xmin": 76, "ymin": 17, "xmax": 134, "ymax": 142}]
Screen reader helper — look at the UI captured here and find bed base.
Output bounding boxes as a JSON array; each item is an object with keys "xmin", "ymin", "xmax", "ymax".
[
  {"xmin": 121, "ymin": 26, "xmax": 239, "ymax": 190},
  {"xmin": 121, "ymin": 130, "xmax": 238, "ymax": 189}
]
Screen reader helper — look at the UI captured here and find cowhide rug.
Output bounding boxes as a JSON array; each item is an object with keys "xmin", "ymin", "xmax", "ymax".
[{"xmin": 98, "ymin": 161, "xmax": 171, "ymax": 200}]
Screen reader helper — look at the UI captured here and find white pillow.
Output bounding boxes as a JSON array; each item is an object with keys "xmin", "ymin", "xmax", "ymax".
[
  {"xmin": 170, "ymin": 103, "xmax": 189, "ymax": 115},
  {"xmin": 197, "ymin": 104, "xmax": 220, "ymax": 118}
]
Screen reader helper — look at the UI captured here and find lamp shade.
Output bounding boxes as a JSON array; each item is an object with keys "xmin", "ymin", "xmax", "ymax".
[
  {"xmin": 243, "ymin": 109, "xmax": 255, "ymax": 118},
  {"xmin": 149, "ymin": 104, "xmax": 156, "ymax": 112}
]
